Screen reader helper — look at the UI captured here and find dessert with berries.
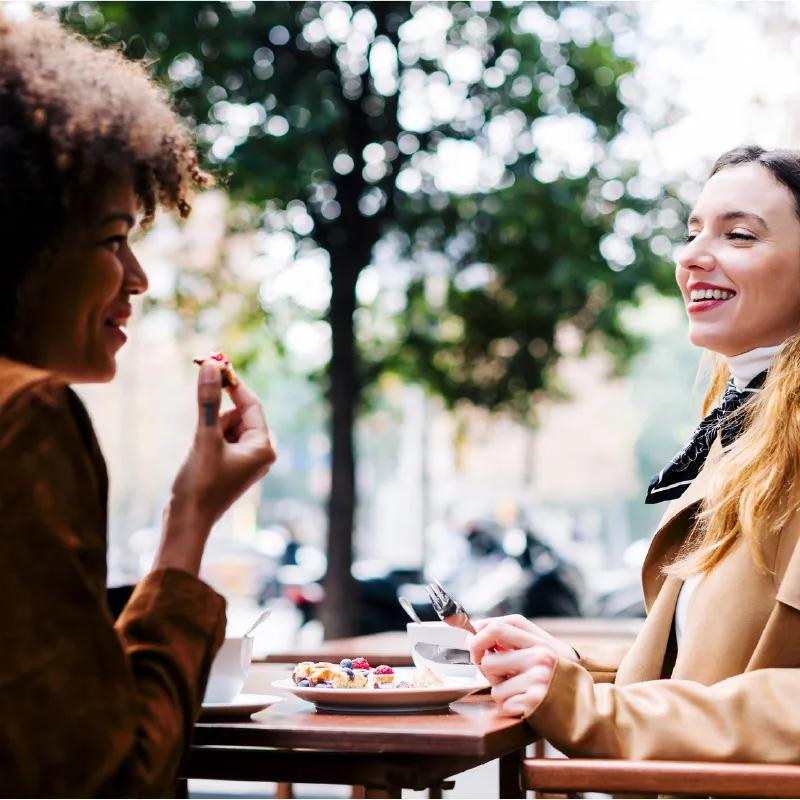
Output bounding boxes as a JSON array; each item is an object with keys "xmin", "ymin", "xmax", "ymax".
[
  {"xmin": 290, "ymin": 657, "xmax": 443, "ymax": 690},
  {"xmin": 192, "ymin": 351, "xmax": 239, "ymax": 388},
  {"xmin": 371, "ymin": 665, "xmax": 395, "ymax": 687}
]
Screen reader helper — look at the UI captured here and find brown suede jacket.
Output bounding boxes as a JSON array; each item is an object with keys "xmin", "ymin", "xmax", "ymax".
[{"xmin": 0, "ymin": 357, "xmax": 226, "ymax": 797}]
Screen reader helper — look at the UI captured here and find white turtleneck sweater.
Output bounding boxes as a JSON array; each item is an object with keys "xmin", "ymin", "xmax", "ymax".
[{"xmin": 674, "ymin": 343, "xmax": 782, "ymax": 646}]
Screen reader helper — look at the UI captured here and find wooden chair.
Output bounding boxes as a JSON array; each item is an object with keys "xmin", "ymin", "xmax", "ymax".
[{"xmin": 522, "ymin": 757, "xmax": 800, "ymax": 798}]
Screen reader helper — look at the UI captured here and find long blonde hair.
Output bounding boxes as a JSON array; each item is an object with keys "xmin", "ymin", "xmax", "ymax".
[
  {"xmin": 668, "ymin": 333, "xmax": 800, "ymax": 576},
  {"xmin": 666, "ymin": 145, "xmax": 800, "ymax": 577}
]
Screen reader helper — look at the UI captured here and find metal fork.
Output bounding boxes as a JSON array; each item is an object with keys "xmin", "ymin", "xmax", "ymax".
[{"xmin": 426, "ymin": 580, "xmax": 477, "ymax": 635}]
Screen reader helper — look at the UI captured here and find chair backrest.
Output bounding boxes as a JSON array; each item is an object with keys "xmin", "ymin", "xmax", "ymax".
[{"xmin": 522, "ymin": 758, "xmax": 800, "ymax": 798}]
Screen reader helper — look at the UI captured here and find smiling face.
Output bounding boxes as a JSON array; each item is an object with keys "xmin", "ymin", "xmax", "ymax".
[
  {"xmin": 15, "ymin": 179, "xmax": 148, "ymax": 383},
  {"xmin": 676, "ymin": 162, "xmax": 800, "ymax": 357}
]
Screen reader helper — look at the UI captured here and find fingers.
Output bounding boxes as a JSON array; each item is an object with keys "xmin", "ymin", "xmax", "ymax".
[
  {"xmin": 219, "ymin": 408, "xmax": 244, "ymax": 443},
  {"xmin": 500, "ymin": 684, "xmax": 549, "ymax": 718},
  {"xmin": 490, "ymin": 662, "xmax": 554, "ymax": 702},
  {"xmin": 196, "ymin": 363, "xmax": 222, "ymax": 437},
  {"xmin": 482, "ymin": 645, "xmax": 557, "ymax": 718},
  {"xmin": 228, "ymin": 377, "xmax": 265, "ymax": 416},
  {"xmin": 227, "ymin": 377, "xmax": 271, "ymax": 445},
  {"xmin": 480, "ymin": 645, "xmax": 556, "ymax": 685},
  {"xmin": 468, "ymin": 620, "xmax": 543, "ymax": 665},
  {"xmin": 502, "ymin": 614, "xmax": 545, "ymax": 635}
]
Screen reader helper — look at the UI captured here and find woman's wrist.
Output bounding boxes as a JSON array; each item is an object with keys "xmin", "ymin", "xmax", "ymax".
[
  {"xmin": 544, "ymin": 633, "xmax": 580, "ymax": 663},
  {"xmin": 153, "ymin": 501, "xmax": 212, "ymax": 575}
]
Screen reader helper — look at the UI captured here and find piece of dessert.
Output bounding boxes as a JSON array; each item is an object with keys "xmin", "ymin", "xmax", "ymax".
[
  {"xmin": 192, "ymin": 351, "xmax": 239, "ymax": 388},
  {"xmin": 410, "ymin": 666, "xmax": 444, "ymax": 688},
  {"xmin": 372, "ymin": 665, "xmax": 395, "ymax": 687},
  {"xmin": 308, "ymin": 663, "xmax": 341, "ymax": 686},
  {"xmin": 291, "ymin": 661, "xmax": 316, "ymax": 685},
  {"xmin": 338, "ymin": 659, "xmax": 369, "ymax": 688}
]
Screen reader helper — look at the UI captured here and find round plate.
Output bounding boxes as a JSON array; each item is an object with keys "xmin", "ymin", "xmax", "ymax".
[
  {"xmin": 200, "ymin": 693, "xmax": 282, "ymax": 719},
  {"xmin": 273, "ymin": 668, "xmax": 487, "ymax": 714}
]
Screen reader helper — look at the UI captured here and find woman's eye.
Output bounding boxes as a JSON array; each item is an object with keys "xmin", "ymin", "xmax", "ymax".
[
  {"xmin": 727, "ymin": 231, "xmax": 756, "ymax": 241},
  {"xmin": 684, "ymin": 233, "xmax": 698, "ymax": 243},
  {"xmin": 105, "ymin": 236, "xmax": 127, "ymax": 253}
]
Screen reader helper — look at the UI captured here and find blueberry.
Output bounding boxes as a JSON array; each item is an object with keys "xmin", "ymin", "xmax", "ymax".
[
  {"xmin": 298, "ymin": 679, "xmax": 310, "ymax": 687},
  {"xmin": 339, "ymin": 659, "xmax": 353, "ymax": 669},
  {"xmin": 319, "ymin": 681, "xmax": 333, "ymax": 688},
  {"xmin": 344, "ymin": 668, "xmax": 354, "ymax": 679}
]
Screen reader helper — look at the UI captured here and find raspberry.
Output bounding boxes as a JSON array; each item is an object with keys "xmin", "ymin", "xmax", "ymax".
[
  {"xmin": 374, "ymin": 665, "xmax": 393, "ymax": 675},
  {"xmin": 352, "ymin": 657, "xmax": 370, "ymax": 670}
]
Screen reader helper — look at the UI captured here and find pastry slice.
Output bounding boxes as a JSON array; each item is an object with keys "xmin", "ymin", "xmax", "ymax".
[{"xmin": 193, "ymin": 351, "xmax": 238, "ymax": 388}]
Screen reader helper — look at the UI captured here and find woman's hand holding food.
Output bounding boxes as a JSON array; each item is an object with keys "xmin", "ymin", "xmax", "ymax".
[
  {"xmin": 467, "ymin": 615, "xmax": 578, "ymax": 717},
  {"xmin": 156, "ymin": 360, "xmax": 276, "ymax": 574}
]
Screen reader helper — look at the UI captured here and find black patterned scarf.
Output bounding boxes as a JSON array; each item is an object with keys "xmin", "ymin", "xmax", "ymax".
[{"xmin": 645, "ymin": 370, "xmax": 767, "ymax": 504}]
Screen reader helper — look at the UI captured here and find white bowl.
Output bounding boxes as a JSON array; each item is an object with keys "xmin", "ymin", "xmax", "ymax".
[
  {"xmin": 204, "ymin": 636, "xmax": 254, "ymax": 704},
  {"xmin": 406, "ymin": 622, "xmax": 482, "ymax": 679}
]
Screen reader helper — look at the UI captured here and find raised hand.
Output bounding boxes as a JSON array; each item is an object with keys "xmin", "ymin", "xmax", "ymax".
[{"xmin": 155, "ymin": 361, "xmax": 276, "ymax": 575}]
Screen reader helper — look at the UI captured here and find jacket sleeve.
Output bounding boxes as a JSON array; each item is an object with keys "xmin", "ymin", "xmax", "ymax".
[
  {"xmin": 573, "ymin": 641, "xmax": 631, "ymax": 684},
  {"xmin": 528, "ymin": 655, "xmax": 800, "ymax": 762},
  {"xmin": 0, "ymin": 381, "xmax": 226, "ymax": 797}
]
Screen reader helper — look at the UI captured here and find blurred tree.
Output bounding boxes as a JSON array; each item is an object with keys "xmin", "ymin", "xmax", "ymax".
[{"xmin": 63, "ymin": 1, "xmax": 681, "ymax": 636}]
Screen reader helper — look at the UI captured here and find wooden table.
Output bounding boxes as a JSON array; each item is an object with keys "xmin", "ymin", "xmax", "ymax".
[
  {"xmin": 186, "ymin": 664, "xmax": 538, "ymax": 797},
  {"xmin": 260, "ymin": 617, "xmax": 643, "ymax": 667}
]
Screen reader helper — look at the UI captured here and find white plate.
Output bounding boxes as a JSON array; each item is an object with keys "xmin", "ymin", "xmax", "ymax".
[
  {"xmin": 200, "ymin": 693, "xmax": 282, "ymax": 719},
  {"xmin": 273, "ymin": 668, "xmax": 487, "ymax": 713}
]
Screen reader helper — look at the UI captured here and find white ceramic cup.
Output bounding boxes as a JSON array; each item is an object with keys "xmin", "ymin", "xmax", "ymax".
[
  {"xmin": 203, "ymin": 636, "xmax": 254, "ymax": 704},
  {"xmin": 406, "ymin": 621, "xmax": 481, "ymax": 679}
]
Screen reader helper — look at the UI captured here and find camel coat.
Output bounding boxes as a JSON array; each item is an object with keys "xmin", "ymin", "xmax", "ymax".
[
  {"xmin": 0, "ymin": 358, "xmax": 227, "ymax": 796},
  {"xmin": 529, "ymin": 434, "xmax": 800, "ymax": 761}
]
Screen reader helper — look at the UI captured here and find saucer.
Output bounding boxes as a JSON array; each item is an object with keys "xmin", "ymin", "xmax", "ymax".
[{"xmin": 200, "ymin": 693, "xmax": 282, "ymax": 719}]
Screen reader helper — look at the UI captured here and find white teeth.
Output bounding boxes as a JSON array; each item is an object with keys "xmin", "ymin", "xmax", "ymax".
[{"xmin": 690, "ymin": 288, "xmax": 735, "ymax": 302}]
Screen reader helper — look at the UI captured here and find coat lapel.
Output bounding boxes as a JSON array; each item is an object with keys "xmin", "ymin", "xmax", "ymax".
[
  {"xmin": 616, "ymin": 441, "xmax": 726, "ymax": 684},
  {"xmin": 640, "ymin": 436, "xmax": 725, "ymax": 611}
]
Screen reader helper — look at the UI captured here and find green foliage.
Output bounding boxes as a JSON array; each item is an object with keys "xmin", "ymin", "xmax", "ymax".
[{"xmin": 63, "ymin": 1, "xmax": 683, "ymax": 418}]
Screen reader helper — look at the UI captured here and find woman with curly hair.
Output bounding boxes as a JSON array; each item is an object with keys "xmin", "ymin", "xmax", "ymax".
[
  {"xmin": 469, "ymin": 146, "xmax": 800, "ymax": 763},
  {"xmin": 0, "ymin": 13, "xmax": 275, "ymax": 796}
]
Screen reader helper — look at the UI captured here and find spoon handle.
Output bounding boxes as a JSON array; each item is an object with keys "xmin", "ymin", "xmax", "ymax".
[
  {"xmin": 399, "ymin": 596, "xmax": 422, "ymax": 624},
  {"xmin": 244, "ymin": 608, "xmax": 272, "ymax": 638}
]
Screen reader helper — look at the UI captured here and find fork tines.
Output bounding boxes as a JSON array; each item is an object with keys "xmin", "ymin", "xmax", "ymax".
[{"xmin": 426, "ymin": 580, "xmax": 458, "ymax": 619}]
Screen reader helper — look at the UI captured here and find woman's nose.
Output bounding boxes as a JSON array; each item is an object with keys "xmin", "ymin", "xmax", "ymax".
[
  {"xmin": 676, "ymin": 239, "xmax": 715, "ymax": 272},
  {"xmin": 121, "ymin": 248, "xmax": 149, "ymax": 296}
]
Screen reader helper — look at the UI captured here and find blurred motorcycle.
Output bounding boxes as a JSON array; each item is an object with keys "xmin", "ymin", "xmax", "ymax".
[{"xmin": 353, "ymin": 520, "xmax": 585, "ymax": 634}]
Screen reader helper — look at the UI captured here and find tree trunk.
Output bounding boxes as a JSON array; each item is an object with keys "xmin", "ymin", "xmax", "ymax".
[{"xmin": 320, "ymin": 257, "xmax": 359, "ymax": 639}]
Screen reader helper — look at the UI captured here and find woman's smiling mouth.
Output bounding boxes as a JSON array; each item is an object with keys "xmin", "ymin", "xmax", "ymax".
[
  {"xmin": 104, "ymin": 309, "xmax": 130, "ymax": 345},
  {"xmin": 687, "ymin": 283, "xmax": 737, "ymax": 313}
]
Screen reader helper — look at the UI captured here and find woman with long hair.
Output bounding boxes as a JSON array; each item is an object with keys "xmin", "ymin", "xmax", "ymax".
[
  {"xmin": 0, "ymin": 14, "xmax": 275, "ymax": 795},
  {"xmin": 469, "ymin": 146, "xmax": 800, "ymax": 761}
]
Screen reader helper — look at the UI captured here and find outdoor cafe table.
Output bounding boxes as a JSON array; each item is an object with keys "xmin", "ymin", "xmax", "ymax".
[{"xmin": 186, "ymin": 663, "xmax": 538, "ymax": 798}]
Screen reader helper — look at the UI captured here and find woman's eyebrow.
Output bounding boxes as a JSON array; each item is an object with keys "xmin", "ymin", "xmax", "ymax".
[
  {"xmin": 99, "ymin": 211, "xmax": 135, "ymax": 227},
  {"xmin": 687, "ymin": 210, "xmax": 770, "ymax": 231}
]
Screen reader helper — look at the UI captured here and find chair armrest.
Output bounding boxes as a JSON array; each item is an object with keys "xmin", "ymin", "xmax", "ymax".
[{"xmin": 522, "ymin": 758, "xmax": 800, "ymax": 798}]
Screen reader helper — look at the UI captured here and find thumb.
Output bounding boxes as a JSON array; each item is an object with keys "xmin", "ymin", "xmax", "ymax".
[{"xmin": 196, "ymin": 362, "xmax": 222, "ymax": 439}]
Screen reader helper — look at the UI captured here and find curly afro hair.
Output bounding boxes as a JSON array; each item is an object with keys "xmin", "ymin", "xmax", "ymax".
[{"xmin": 0, "ymin": 12, "xmax": 210, "ymax": 348}]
